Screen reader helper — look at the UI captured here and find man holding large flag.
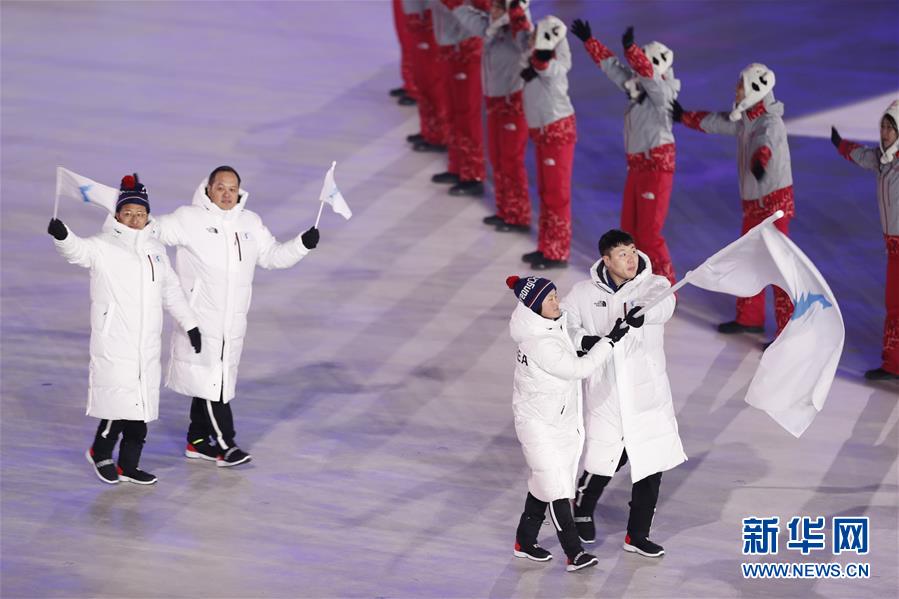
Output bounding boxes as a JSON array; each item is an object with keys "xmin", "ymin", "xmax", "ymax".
[{"xmin": 155, "ymin": 166, "xmax": 320, "ymax": 468}]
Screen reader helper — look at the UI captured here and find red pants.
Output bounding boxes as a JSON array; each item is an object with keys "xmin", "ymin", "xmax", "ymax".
[
  {"xmin": 736, "ymin": 195, "xmax": 795, "ymax": 334},
  {"xmin": 444, "ymin": 40, "xmax": 486, "ymax": 182},
  {"xmin": 486, "ymin": 93, "xmax": 529, "ymax": 225},
  {"xmin": 621, "ymin": 169, "xmax": 675, "ymax": 284},
  {"xmin": 392, "ymin": 0, "xmax": 418, "ymax": 99},
  {"xmin": 408, "ymin": 12, "xmax": 449, "ymax": 145},
  {"xmin": 882, "ymin": 235, "xmax": 899, "ymax": 374},
  {"xmin": 531, "ymin": 115, "xmax": 577, "ymax": 261}
]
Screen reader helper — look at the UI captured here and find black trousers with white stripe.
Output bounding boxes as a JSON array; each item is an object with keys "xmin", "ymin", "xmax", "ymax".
[
  {"xmin": 187, "ymin": 396, "xmax": 235, "ymax": 450},
  {"xmin": 92, "ymin": 419, "xmax": 147, "ymax": 471}
]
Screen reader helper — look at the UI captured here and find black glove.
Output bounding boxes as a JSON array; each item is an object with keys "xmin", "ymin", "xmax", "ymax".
[
  {"xmin": 570, "ymin": 18, "xmax": 591, "ymax": 42},
  {"xmin": 520, "ymin": 66, "xmax": 538, "ymax": 82},
  {"xmin": 534, "ymin": 49, "xmax": 553, "ymax": 62},
  {"xmin": 831, "ymin": 126, "xmax": 842, "ymax": 149},
  {"xmin": 625, "ymin": 305, "xmax": 645, "ymax": 328},
  {"xmin": 581, "ymin": 335, "xmax": 601, "ymax": 352},
  {"xmin": 508, "ymin": 0, "xmax": 520, "ymax": 9},
  {"xmin": 187, "ymin": 327, "xmax": 201, "ymax": 354},
  {"xmin": 604, "ymin": 317, "xmax": 630, "ymax": 345},
  {"xmin": 750, "ymin": 161, "xmax": 766, "ymax": 181},
  {"xmin": 48, "ymin": 218, "xmax": 68, "ymax": 240},
  {"xmin": 606, "ymin": 318, "xmax": 630, "ymax": 345},
  {"xmin": 301, "ymin": 226, "xmax": 319, "ymax": 249},
  {"xmin": 670, "ymin": 99, "xmax": 684, "ymax": 123},
  {"xmin": 622, "ymin": 26, "xmax": 635, "ymax": 49}
]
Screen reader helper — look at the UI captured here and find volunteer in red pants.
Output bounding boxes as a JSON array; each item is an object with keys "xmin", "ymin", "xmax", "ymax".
[
  {"xmin": 570, "ymin": 20, "xmax": 680, "ymax": 285},
  {"xmin": 454, "ymin": 0, "xmax": 532, "ymax": 228},
  {"xmin": 391, "ymin": 0, "xmax": 419, "ymax": 105},
  {"xmin": 404, "ymin": 1, "xmax": 450, "ymax": 150},
  {"xmin": 521, "ymin": 15, "xmax": 576, "ymax": 269},
  {"xmin": 427, "ymin": 0, "xmax": 487, "ymax": 197},
  {"xmin": 674, "ymin": 63, "xmax": 795, "ymax": 340},
  {"xmin": 832, "ymin": 100, "xmax": 899, "ymax": 381}
]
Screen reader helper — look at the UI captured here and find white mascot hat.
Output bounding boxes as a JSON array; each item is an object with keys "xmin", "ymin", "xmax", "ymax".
[
  {"xmin": 534, "ymin": 15, "xmax": 566, "ymax": 51},
  {"xmin": 643, "ymin": 41, "xmax": 673, "ymax": 77},
  {"xmin": 729, "ymin": 63, "xmax": 775, "ymax": 122}
]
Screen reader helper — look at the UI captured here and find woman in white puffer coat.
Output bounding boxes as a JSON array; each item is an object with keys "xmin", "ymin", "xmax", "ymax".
[
  {"xmin": 561, "ymin": 229, "xmax": 685, "ymax": 559},
  {"xmin": 48, "ymin": 174, "xmax": 199, "ymax": 486},
  {"xmin": 155, "ymin": 166, "xmax": 319, "ymax": 467},
  {"xmin": 507, "ymin": 274, "xmax": 629, "ymax": 572}
]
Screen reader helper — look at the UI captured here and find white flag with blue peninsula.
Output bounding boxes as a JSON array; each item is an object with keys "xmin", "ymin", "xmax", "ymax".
[
  {"xmin": 54, "ymin": 167, "xmax": 118, "ymax": 216},
  {"xmin": 686, "ymin": 212, "xmax": 844, "ymax": 437},
  {"xmin": 317, "ymin": 161, "xmax": 351, "ymax": 220}
]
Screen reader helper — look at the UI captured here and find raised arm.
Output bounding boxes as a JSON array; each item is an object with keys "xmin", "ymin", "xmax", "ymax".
[
  {"xmin": 153, "ymin": 209, "xmax": 191, "ymax": 247},
  {"xmin": 49, "ymin": 219, "xmax": 97, "ymax": 269},
  {"xmin": 672, "ymin": 101, "xmax": 739, "ymax": 136},
  {"xmin": 831, "ymin": 126, "xmax": 881, "ymax": 171},
  {"xmin": 570, "ymin": 19, "xmax": 633, "ymax": 91},
  {"xmin": 254, "ymin": 217, "xmax": 315, "ymax": 270}
]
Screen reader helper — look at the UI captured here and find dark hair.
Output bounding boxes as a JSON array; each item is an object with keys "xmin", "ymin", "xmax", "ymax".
[
  {"xmin": 207, "ymin": 165, "xmax": 241, "ymax": 187},
  {"xmin": 598, "ymin": 229, "xmax": 635, "ymax": 256},
  {"xmin": 885, "ymin": 114, "xmax": 898, "ymax": 132}
]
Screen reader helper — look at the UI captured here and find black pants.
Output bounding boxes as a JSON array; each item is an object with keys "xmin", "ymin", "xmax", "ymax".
[
  {"xmin": 574, "ymin": 449, "xmax": 663, "ymax": 540},
  {"xmin": 92, "ymin": 419, "xmax": 147, "ymax": 472},
  {"xmin": 187, "ymin": 396, "xmax": 235, "ymax": 450}
]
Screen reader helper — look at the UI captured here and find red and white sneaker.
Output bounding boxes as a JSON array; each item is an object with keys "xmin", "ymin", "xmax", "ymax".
[
  {"xmin": 623, "ymin": 534, "xmax": 665, "ymax": 557},
  {"xmin": 566, "ymin": 551, "xmax": 598, "ymax": 572},
  {"xmin": 185, "ymin": 440, "xmax": 219, "ymax": 462},
  {"xmin": 513, "ymin": 541, "xmax": 552, "ymax": 562}
]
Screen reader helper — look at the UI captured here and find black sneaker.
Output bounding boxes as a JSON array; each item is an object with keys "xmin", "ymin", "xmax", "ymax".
[
  {"xmin": 717, "ymin": 320, "xmax": 764, "ymax": 334},
  {"xmin": 449, "ymin": 181, "xmax": 485, "ymax": 197},
  {"xmin": 117, "ymin": 466, "xmax": 157, "ymax": 485},
  {"xmin": 185, "ymin": 439, "xmax": 219, "ymax": 462},
  {"xmin": 406, "ymin": 133, "xmax": 425, "ymax": 144},
  {"xmin": 85, "ymin": 448, "xmax": 119, "ymax": 484},
  {"xmin": 864, "ymin": 367, "xmax": 899, "ymax": 381},
  {"xmin": 532, "ymin": 256, "xmax": 568, "ymax": 270},
  {"xmin": 217, "ymin": 447, "xmax": 252, "ymax": 468},
  {"xmin": 513, "ymin": 541, "xmax": 552, "ymax": 562},
  {"xmin": 496, "ymin": 222, "xmax": 530, "ymax": 233},
  {"xmin": 397, "ymin": 95, "xmax": 416, "ymax": 106},
  {"xmin": 574, "ymin": 515, "xmax": 595, "ymax": 544},
  {"xmin": 566, "ymin": 551, "xmax": 598, "ymax": 572},
  {"xmin": 413, "ymin": 141, "xmax": 447, "ymax": 153},
  {"xmin": 522, "ymin": 250, "xmax": 544, "ymax": 263},
  {"xmin": 431, "ymin": 171, "xmax": 460, "ymax": 184},
  {"xmin": 623, "ymin": 534, "xmax": 664, "ymax": 557},
  {"xmin": 388, "ymin": 87, "xmax": 406, "ymax": 98},
  {"xmin": 483, "ymin": 214, "xmax": 505, "ymax": 226}
]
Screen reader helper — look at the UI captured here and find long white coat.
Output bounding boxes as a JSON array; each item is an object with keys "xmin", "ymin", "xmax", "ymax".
[
  {"xmin": 156, "ymin": 181, "xmax": 310, "ymax": 403},
  {"xmin": 561, "ymin": 252, "xmax": 686, "ymax": 483},
  {"xmin": 510, "ymin": 301, "xmax": 615, "ymax": 502},
  {"xmin": 53, "ymin": 215, "xmax": 197, "ymax": 422}
]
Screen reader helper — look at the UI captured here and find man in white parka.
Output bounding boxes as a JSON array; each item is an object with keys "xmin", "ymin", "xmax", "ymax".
[
  {"xmin": 48, "ymin": 174, "xmax": 200, "ymax": 485},
  {"xmin": 155, "ymin": 166, "xmax": 319, "ymax": 467},
  {"xmin": 507, "ymin": 274, "xmax": 630, "ymax": 572},
  {"xmin": 561, "ymin": 229, "xmax": 686, "ymax": 558}
]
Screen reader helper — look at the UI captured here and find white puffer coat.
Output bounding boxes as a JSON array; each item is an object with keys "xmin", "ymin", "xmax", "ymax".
[
  {"xmin": 561, "ymin": 252, "xmax": 686, "ymax": 483},
  {"xmin": 53, "ymin": 215, "xmax": 197, "ymax": 422},
  {"xmin": 510, "ymin": 301, "xmax": 616, "ymax": 502},
  {"xmin": 156, "ymin": 181, "xmax": 310, "ymax": 403}
]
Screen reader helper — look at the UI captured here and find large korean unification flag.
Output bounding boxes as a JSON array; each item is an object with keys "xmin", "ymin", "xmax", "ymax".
[
  {"xmin": 55, "ymin": 167, "xmax": 118, "ymax": 215},
  {"xmin": 687, "ymin": 214, "xmax": 844, "ymax": 437}
]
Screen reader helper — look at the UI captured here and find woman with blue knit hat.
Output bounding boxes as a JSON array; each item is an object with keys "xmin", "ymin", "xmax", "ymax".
[
  {"xmin": 506, "ymin": 274, "xmax": 629, "ymax": 572},
  {"xmin": 47, "ymin": 174, "xmax": 201, "ymax": 485}
]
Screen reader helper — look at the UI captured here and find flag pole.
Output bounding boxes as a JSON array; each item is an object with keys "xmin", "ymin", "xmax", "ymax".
[
  {"xmin": 633, "ymin": 210, "xmax": 785, "ymax": 317},
  {"xmin": 53, "ymin": 166, "xmax": 61, "ymax": 219},
  {"xmin": 314, "ymin": 201, "xmax": 325, "ymax": 228}
]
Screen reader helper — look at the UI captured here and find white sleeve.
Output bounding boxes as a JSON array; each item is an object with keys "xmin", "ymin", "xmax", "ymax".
[
  {"xmin": 160, "ymin": 254, "xmax": 198, "ymax": 332},
  {"xmin": 54, "ymin": 228, "xmax": 97, "ymax": 269},
  {"xmin": 526, "ymin": 336, "xmax": 613, "ymax": 381},
  {"xmin": 255, "ymin": 219, "xmax": 310, "ymax": 270}
]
